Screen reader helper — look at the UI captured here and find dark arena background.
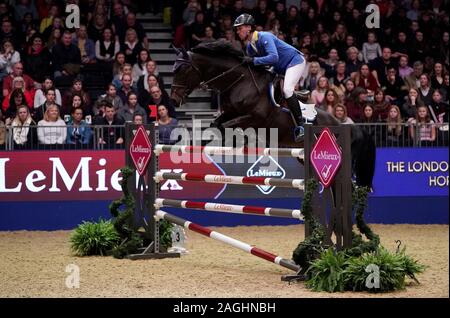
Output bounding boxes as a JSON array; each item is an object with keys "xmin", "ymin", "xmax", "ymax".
[{"xmin": 0, "ymin": 0, "xmax": 448, "ymax": 300}]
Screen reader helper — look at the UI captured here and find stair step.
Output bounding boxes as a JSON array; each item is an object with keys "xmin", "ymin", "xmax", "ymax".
[
  {"xmin": 189, "ymin": 90, "xmax": 212, "ymax": 98},
  {"xmin": 179, "ymin": 102, "xmax": 212, "ymax": 110},
  {"xmin": 150, "ymin": 42, "xmax": 172, "ymax": 50},
  {"xmin": 150, "ymin": 53, "xmax": 176, "ymax": 61},
  {"xmin": 136, "ymin": 13, "xmax": 163, "ymax": 22},
  {"xmin": 142, "ymin": 22, "xmax": 172, "ymax": 31},
  {"xmin": 146, "ymin": 32, "xmax": 173, "ymax": 40},
  {"xmin": 150, "ymin": 48, "xmax": 175, "ymax": 54},
  {"xmin": 157, "ymin": 64, "xmax": 173, "ymax": 72}
]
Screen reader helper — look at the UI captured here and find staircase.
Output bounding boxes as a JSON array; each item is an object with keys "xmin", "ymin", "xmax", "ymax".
[{"xmin": 138, "ymin": 13, "xmax": 216, "ymax": 122}]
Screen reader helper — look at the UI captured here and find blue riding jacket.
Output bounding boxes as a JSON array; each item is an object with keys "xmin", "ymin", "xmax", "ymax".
[{"xmin": 246, "ymin": 31, "xmax": 304, "ymax": 74}]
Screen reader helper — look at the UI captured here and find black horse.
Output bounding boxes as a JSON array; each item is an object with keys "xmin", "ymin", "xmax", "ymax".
[{"xmin": 170, "ymin": 41, "xmax": 375, "ymax": 188}]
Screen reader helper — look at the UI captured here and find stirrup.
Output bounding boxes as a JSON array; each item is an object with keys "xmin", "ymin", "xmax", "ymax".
[{"xmin": 294, "ymin": 125, "xmax": 304, "ymax": 142}]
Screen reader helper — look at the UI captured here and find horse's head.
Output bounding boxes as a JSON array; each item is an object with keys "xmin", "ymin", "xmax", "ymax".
[{"xmin": 171, "ymin": 47, "xmax": 202, "ymax": 105}]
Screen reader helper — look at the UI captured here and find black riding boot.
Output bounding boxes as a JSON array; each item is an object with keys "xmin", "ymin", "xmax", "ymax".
[{"xmin": 286, "ymin": 95, "xmax": 304, "ymax": 142}]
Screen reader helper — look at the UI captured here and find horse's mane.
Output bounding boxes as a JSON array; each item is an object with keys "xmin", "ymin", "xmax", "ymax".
[{"xmin": 191, "ymin": 39, "xmax": 244, "ymax": 58}]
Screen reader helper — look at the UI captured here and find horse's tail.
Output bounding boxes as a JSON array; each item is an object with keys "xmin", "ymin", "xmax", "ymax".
[{"xmin": 351, "ymin": 126, "xmax": 376, "ymax": 189}]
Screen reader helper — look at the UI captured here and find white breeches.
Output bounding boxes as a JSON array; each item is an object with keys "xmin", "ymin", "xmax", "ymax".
[{"xmin": 283, "ymin": 62, "xmax": 305, "ymax": 98}]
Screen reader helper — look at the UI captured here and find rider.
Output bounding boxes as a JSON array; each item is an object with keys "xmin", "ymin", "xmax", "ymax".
[{"xmin": 233, "ymin": 13, "xmax": 306, "ymax": 141}]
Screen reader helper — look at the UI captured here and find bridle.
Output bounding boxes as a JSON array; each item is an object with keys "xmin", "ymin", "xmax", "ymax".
[{"xmin": 172, "ymin": 53, "xmax": 260, "ymax": 101}]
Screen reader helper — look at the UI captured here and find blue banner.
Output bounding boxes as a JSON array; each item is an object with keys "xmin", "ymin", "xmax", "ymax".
[{"xmin": 372, "ymin": 148, "xmax": 449, "ymax": 197}]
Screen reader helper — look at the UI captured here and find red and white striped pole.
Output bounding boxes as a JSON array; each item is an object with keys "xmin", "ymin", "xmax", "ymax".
[
  {"xmin": 155, "ymin": 198, "xmax": 303, "ymax": 220},
  {"xmin": 155, "ymin": 210, "xmax": 301, "ymax": 272},
  {"xmin": 154, "ymin": 145, "xmax": 305, "ymax": 159},
  {"xmin": 154, "ymin": 172, "xmax": 305, "ymax": 190}
]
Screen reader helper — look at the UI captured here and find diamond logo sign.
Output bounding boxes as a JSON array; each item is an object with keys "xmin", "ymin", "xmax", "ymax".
[
  {"xmin": 129, "ymin": 126, "xmax": 152, "ymax": 175},
  {"xmin": 247, "ymin": 156, "xmax": 285, "ymax": 194},
  {"xmin": 310, "ymin": 128, "xmax": 342, "ymax": 188}
]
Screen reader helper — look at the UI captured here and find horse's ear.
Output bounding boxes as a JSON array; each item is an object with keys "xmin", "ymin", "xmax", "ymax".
[
  {"xmin": 180, "ymin": 47, "xmax": 189, "ymax": 60},
  {"xmin": 171, "ymin": 43, "xmax": 181, "ymax": 56}
]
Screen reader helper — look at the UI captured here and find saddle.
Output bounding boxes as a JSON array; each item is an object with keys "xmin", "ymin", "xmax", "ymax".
[{"xmin": 268, "ymin": 74, "xmax": 318, "ymax": 123}]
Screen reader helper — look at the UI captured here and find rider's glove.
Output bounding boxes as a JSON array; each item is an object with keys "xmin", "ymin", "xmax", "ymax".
[{"xmin": 242, "ymin": 56, "xmax": 254, "ymax": 65}]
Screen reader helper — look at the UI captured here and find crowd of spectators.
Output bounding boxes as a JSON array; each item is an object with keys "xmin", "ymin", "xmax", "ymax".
[
  {"xmin": 0, "ymin": 0, "xmax": 178, "ymax": 149},
  {"xmin": 0, "ymin": 0, "xmax": 449, "ymax": 150},
  {"xmin": 171, "ymin": 0, "xmax": 449, "ymax": 146}
]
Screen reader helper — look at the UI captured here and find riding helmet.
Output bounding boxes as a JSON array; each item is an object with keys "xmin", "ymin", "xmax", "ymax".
[{"xmin": 233, "ymin": 13, "xmax": 255, "ymax": 28}]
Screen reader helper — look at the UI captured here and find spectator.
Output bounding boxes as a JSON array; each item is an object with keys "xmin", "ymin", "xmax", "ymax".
[
  {"xmin": 318, "ymin": 89, "xmax": 340, "ymax": 114},
  {"xmin": 95, "ymin": 27, "xmax": 119, "ymax": 79},
  {"xmin": 22, "ymin": 33, "xmax": 52, "ymax": 83},
  {"xmin": 361, "ymin": 104, "xmax": 377, "ymax": 123},
  {"xmin": 384, "ymin": 67, "xmax": 406, "ymax": 104},
  {"xmin": 402, "ymin": 88, "xmax": 424, "ymax": 119},
  {"xmin": 322, "ymin": 48, "xmax": 339, "ymax": 76},
  {"xmin": 10, "ymin": 104, "xmax": 36, "ymax": 149},
  {"xmin": 142, "ymin": 85, "xmax": 176, "ymax": 120},
  {"xmin": 189, "ymin": 11, "xmax": 207, "ymax": 47},
  {"xmin": 428, "ymin": 89, "xmax": 449, "ymax": 124},
  {"xmin": 3, "ymin": 88, "xmax": 28, "ymax": 122},
  {"xmin": 382, "ymin": 105, "xmax": 406, "ymax": 147},
  {"xmin": 33, "ymin": 77, "xmax": 62, "ymax": 108},
  {"xmin": 39, "ymin": 3, "xmax": 58, "ymax": 33},
  {"xmin": 0, "ymin": 39, "xmax": 20, "ymax": 81},
  {"xmin": 0, "ymin": 20, "xmax": 20, "ymax": 49},
  {"xmin": 132, "ymin": 49, "xmax": 151, "ymax": 83},
  {"xmin": 2, "ymin": 77, "xmax": 34, "ymax": 111},
  {"xmin": 0, "ymin": 114, "xmax": 4, "ymax": 149},
  {"xmin": 418, "ymin": 74, "xmax": 433, "ymax": 106},
  {"xmin": 72, "ymin": 24, "xmax": 97, "ymax": 67},
  {"xmin": 343, "ymin": 79, "xmax": 356, "ymax": 102},
  {"xmin": 34, "ymin": 87, "xmax": 60, "ymax": 122},
  {"xmin": 52, "ymin": 31, "xmax": 82, "ymax": 80},
  {"xmin": 66, "ymin": 107, "xmax": 92, "ymax": 146},
  {"xmin": 333, "ymin": 103, "xmax": 354, "ymax": 124},
  {"xmin": 392, "ymin": 31, "xmax": 410, "ymax": 59},
  {"xmin": 303, "ymin": 61, "xmax": 324, "ymax": 91},
  {"xmin": 61, "ymin": 93, "xmax": 93, "ymax": 124},
  {"xmin": 117, "ymin": 91, "xmax": 147, "ymax": 123},
  {"xmin": 37, "ymin": 104, "xmax": 66, "ymax": 145},
  {"xmin": 121, "ymin": 28, "xmax": 143, "ymax": 65},
  {"xmin": 97, "ymin": 103, "xmax": 125, "ymax": 148},
  {"xmin": 353, "ymin": 63, "xmax": 379, "ymax": 96},
  {"xmin": 345, "ymin": 46, "xmax": 362, "ymax": 77},
  {"xmin": 118, "ymin": 12, "xmax": 148, "ymax": 49},
  {"xmin": 42, "ymin": 16, "xmax": 65, "ymax": 43},
  {"xmin": 408, "ymin": 105, "xmax": 436, "ymax": 146},
  {"xmin": 430, "ymin": 62, "xmax": 447, "ymax": 90},
  {"xmin": 88, "ymin": 13, "xmax": 110, "ymax": 43},
  {"xmin": 311, "ymin": 76, "xmax": 329, "ymax": 105},
  {"xmin": 133, "ymin": 112, "xmax": 144, "ymax": 125},
  {"xmin": 3, "ymin": 62, "xmax": 35, "ymax": 98},
  {"xmin": 95, "ymin": 83, "xmax": 124, "ymax": 113},
  {"xmin": 116, "ymin": 73, "xmax": 134, "ymax": 104},
  {"xmin": 370, "ymin": 47, "xmax": 397, "ymax": 88},
  {"xmin": 157, "ymin": 104, "xmax": 179, "ymax": 145},
  {"xmin": 345, "ymin": 87, "xmax": 367, "ymax": 122},
  {"xmin": 373, "ymin": 89, "xmax": 390, "ymax": 122},
  {"xmin": 62, "ymin": 78, "xmax": 91, "ymax": 110},
  {"xmin": 46, "ymin": 27, "xmax": 62, "ymax": 52},
  {"xmin": 362, "ymin": 31, "xmax": 382, "ymax": 63},
  {"xmin": 15, "ymin": 0, "xmax": 39, "ymax": 23},
  {"xmin": 404, "ymin": 60, "xmax": 424, "ymax": 90},
  {"xmin": 112, "ymin": 51, "xmax": 126, "ymax": 77},
  {"xmin": 398, "ymin": 55, "xmax": 414, "ymax": 79},
  {"xmin": 136, "ymin": 60, "xmax": 165, "ymax": 93}
]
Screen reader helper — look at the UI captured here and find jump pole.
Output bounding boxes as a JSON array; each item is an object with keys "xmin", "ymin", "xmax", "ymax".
[
  {"xmin": 155, "ymin": 198, "xmax": 303, "ymax": 220},
  {"xmin": 154, "ymin": 172, "xmax": 305, "ymax": 190},
  {"xmin": 155, "ymin": 210, "xmax": 301, "ymax": 272},
  {"xmin": 154, "ymin": 145, "xmax": 305, "ymax": 159}
]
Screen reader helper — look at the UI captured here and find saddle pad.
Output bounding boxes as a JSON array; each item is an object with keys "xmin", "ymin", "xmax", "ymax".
[{"xmin": 299, "ymin": 102, "xmax": 317, "ymax": 122}]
